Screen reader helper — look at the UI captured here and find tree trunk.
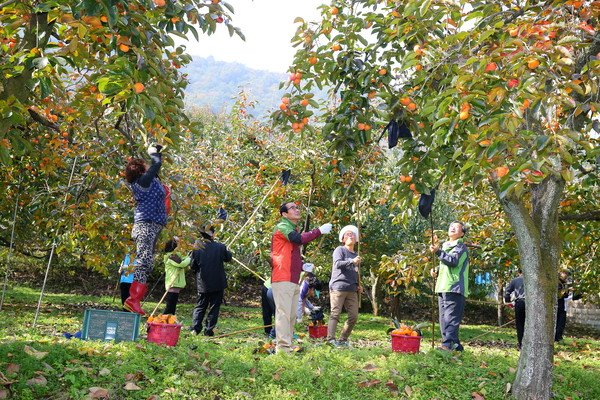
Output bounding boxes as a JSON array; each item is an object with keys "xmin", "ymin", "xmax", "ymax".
[{"xmin": 496, "ymin": 175, "xmax": 564, "ymax": 400}]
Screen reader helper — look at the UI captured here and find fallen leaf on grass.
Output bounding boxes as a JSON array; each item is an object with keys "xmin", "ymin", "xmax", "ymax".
[
  {"xmin": 249, "ymin": 366, "xmax": 258, "ymax": 376},
  {"xmin": 27, "ymin": 375, "xmax": 47, "ymax": 386},
  {"xmin": 24, "ymin": 345, "xmax": 48, "ymax": 360},
  {"xmin": 163, "ymin": 388, "xmax": 176, "ymax": 394},
  {"xmin": 123, "ymin": 382, "xmax": 141, "ymax": 390},
  {"xmin": 363, "ymin": 363, "xmax": 379, "ymax": 371},
  {"xmin": 472, "ymin": 392, "xmax": 485, "ymax": 400},
  {"xmin": 146, "ymin": 396, "xmax": 160, "ymax": 400},
  {"xmin": 506, "ymin": 382, "xmax": 512, "ymax": 394},
  {"xmin": 0, "ymin": 389, "xmax": 7, "ymax": 399},
  {"xmin": 125, "ymin": 372, "xmax": 144, "ymax": 381},
  {"xmin": 98, "ymin": 368, "xmax": 111, "ymax": 376},
  {"xmin": 5, "ymin": 363, "xmax": 19, "ymax": 375},
  {"xmin": 405, "ymin": 385, "xmax": 412, "ymax": 396},
  {"xmin": 272, "ymin": 374, "xmax": 280, "ymax": 380},
  {"xmin": 508, "ymin": 367, "xmax": 516, "ymax": 374},
  {"xmin": 357, "ymin": 379, "xmax": 381, "ymax": 388},
  {"xmin": 85, "ymin": 388, "xmax": 109, "ymax": 399}
]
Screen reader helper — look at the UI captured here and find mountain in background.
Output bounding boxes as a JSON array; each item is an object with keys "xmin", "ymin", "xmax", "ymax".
[{"xmin": 182, "ymin": 56, "xmax": 287, "ymax": 118}]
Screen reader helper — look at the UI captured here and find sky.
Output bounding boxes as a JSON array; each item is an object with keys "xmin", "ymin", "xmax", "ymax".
[{"xmin": 178, "ymin": 0, "xmax": 326, "ymax": 73}]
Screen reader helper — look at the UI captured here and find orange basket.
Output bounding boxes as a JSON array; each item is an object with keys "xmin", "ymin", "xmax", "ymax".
[
  {"xmin": 308, "ymin": 325, "xmax": 327, "ymax": 338},
  {"xmin": 147, "ymin": 323, "xmax": 182, "ymax": 347},
  {"xmin": 390, "ymin": 333, "xmax": 422, "ymax": 354}
]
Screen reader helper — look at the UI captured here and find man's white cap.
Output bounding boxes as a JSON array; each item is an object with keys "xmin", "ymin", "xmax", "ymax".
[
  {"xmin": 339, "ymin": 225, "xmax": 359, "ymax": 243},
  {"xmin": 302, "ymin": 263, "xmax": 314, "ymax": 272}
]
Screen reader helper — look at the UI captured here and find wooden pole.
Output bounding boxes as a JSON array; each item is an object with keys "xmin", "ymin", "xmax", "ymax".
[
  {"xmin": 210, "ymin": 324, "xmax": 274, "ymax": 339},
  {"xmin": 232, "ymin": 256, "xmax": 265, "ymax": 282},
  {"xmin": 225, "ymin": 178, "xmax": 279, "ymax": 247},
  {"xmin": 149, "ymin": 266, "xmax": 185, "ymax": 318},
  {"xmin": 356, "ymin": 198, "xmax": 362, "ymax": 308},
  {"xmin": 430, "ymin": 214, "xmax": 436, "ymax": 350}
]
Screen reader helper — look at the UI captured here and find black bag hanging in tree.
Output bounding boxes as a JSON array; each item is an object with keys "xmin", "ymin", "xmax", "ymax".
[{"xmin": 418, "ymin": 189, "xmax": 435, "ymax": 219}]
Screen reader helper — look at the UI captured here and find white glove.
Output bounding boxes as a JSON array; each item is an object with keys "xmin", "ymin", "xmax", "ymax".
[
  {"xmin": 313, "ymin": 306, "xmax": 321, "ymax": 311},
  {"xmin": 304, "ymin": 307, "xmax": 311, "ymax": 315},
  {"xmin": 302, "ymin": 263, "xmax": 314, "ymax": 272},
  {"xmin": 147, "ymin": 143, "xmax": 162, "ymax": 155},
  {"xmin": 319, "ymin": 223, "xmax": 332, "ymax": 234}
]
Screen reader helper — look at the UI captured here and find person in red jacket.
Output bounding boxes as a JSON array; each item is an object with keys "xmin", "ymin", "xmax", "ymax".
[{"xmin": 271, "ymin": 201, "xmax": 332, "ymax": 353}]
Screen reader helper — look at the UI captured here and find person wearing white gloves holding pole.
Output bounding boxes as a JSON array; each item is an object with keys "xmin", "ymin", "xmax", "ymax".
[{"xmin": 270, "ymin": 201, "xmax": 332, "ymax": 353}]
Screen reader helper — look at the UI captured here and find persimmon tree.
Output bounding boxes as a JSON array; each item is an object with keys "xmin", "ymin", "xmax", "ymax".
[
  {"xmin": 282, "ymin": 0, "xmax": 599, "ymax": 399},
  {"xmin": 0, "ymin": 0, "xmax": 242, "ymax": 270}
]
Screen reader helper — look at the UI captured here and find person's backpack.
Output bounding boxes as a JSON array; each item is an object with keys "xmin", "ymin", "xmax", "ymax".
[{"xmin": 162, "ymin": 184, "xmax": 171, "ymax": 214}]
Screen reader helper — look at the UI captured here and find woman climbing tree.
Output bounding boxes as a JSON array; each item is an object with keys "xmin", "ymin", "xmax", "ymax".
[{"xmin": 123, "ymin": 144, "xmax": 167, "ymax": 316}]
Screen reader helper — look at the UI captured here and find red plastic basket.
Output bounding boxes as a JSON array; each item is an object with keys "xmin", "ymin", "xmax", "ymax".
[
  {"xmin": 390, "ymin": 333, "xmax": 422, "ymax": 354},
  {"xmin": 147, "ymin": 323, "xmax": 182, "ymax": 347},
  {"xmin": 308, "ymin": 325, "xmax": 327, "ymax": 338}
]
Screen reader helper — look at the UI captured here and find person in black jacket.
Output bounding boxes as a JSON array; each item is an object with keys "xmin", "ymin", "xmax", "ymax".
[
  {"xmin": 190, "ymin": 223, "xmax": 232, "ymax": 336},
  {"xmin": 555, "ymin": 269, "xmax": 582, "ymax": 342},
  {"xmin": 504, "ymin": 269, "xmax": 525, "ymax": 349}
]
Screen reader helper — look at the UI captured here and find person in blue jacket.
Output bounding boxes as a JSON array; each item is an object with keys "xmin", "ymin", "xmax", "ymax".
[
  {"xmin": 123, "ymin": 144, "xmax": 167, "ymax": 316},
  {"xmin": 118, "ymin": 252, "xmax": 135, "ymax": 308}
]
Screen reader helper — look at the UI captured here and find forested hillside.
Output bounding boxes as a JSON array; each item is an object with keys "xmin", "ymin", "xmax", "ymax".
[{"xmin": 183, "ymin": 56, "xmax": 286, "ymax": 117}]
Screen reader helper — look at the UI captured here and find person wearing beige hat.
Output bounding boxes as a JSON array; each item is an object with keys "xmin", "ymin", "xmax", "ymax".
[{"xmin": 327, "ymin": 225, "xmax": 362, "ymax": 347}]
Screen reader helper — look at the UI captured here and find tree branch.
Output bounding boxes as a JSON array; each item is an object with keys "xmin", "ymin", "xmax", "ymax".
[
  {"xmin": 559, "ymin": 210, "xmax": 600, "ymax": 221},
  {"xmin": 27, "ymin": 108, "xmax": 60, "ymax": 132}
]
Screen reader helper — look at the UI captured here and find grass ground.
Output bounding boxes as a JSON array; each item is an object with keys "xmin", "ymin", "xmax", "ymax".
[{"xmin": 1, "ymin": 286, "xmax": 599, "ymax": 400}]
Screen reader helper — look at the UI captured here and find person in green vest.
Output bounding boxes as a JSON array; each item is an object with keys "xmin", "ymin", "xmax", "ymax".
[
  {"xmin": 430, "ymin": 221, "xmax": 469, "ymax": 351},
  {"xmin": 163, "ymin": 237, "xmax": 191, "ymax": 316}
]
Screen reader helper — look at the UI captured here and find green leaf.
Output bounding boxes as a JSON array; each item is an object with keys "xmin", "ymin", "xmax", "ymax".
[
  {"xmin": 222, "ymin": 1, "xmax": 234, "ymax": 14},
  {"xmin": 418, "ymin": 0, "xmax": 432, "ymax": 17},
  {"xmin": 533, "ymin": 136, "xmax": 551, "ymax": 151},
  {"xmin": 0, "ymin": 146, "xmax": 11, "ymax": 165},
  {"xmin": 32, "ymin": 57, "xmax": 49, "ymax": 69},
  {"xmin": 432, "ymin": 117, "xmax": 452, "ymax": 130}
]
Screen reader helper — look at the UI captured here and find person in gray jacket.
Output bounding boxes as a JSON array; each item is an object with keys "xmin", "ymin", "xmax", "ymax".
[
  {"xmin": 327, "ymin": 225, "xmax": 362, "ymax": 346},
  {"xmin": 504, "ymin": 269, "xmax": 525, "ymax": 349}
]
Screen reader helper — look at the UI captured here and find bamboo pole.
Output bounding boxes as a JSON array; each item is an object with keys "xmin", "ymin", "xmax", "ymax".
[
  {"xmin": 210, "ymin": 324, "xmax": 274, "ymax": 339},
  {"xmin": 0, "ymin": 177, "xmax": 21, "ymax": 311},
  {"xmin": 429, "ymin": 214, "xmax": 436, "ymax": 350},
  {"xmin": 356, "ymin": 198, "xmax": 362, "ymax": 308},
  {"xmin": 33, "ymin": 156, "xmax": 78, "ymax": 328},
  {"xmin": 225, "ymin": 178, "xmax": 279, "ymax": 247},
  {"xmin": 232, "ymin": 256, "xmax": 265, "ymax": 282}
]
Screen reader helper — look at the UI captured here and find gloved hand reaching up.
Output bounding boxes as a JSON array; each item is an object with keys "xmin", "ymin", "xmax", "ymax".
[
  {"xmin": 147, "ymin": 143, "xmax": 163, "ymax": 155},
  {"xmin": 319, "ymin": 223, "xmax": 332, "ymax": 234}
]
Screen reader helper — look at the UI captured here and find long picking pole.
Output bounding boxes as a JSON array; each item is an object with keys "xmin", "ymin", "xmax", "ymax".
[
  {"xmin": 430, "ymin": 213, "xmax": 436, "ymax": 349},
  {"xmin": 33, "ymin": 156, "xmax": 78, "ymax": 328},
  {"xmin": 225, "ymin": 178, "xmax": 279, "ymax": 248}
]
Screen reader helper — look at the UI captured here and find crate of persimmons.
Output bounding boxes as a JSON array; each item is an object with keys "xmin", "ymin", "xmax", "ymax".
[
  {"xmin": 389, "ymin": 321, "xmax": 425, "ymax": 354},
  {"xmin": 146, "ymin": 314, "xmax": 182, "ymax": 346}
]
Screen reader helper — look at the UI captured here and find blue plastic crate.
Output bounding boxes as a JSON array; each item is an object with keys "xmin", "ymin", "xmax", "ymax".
[{"xmin": 82, "ymin": 309, "xmax": 141, "ymax": 342}]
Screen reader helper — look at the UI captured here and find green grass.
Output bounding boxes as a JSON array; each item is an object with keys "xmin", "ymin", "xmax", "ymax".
[{"xmin": 1, "ymin": 286, "xmax": 599, "ymax": 399}]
